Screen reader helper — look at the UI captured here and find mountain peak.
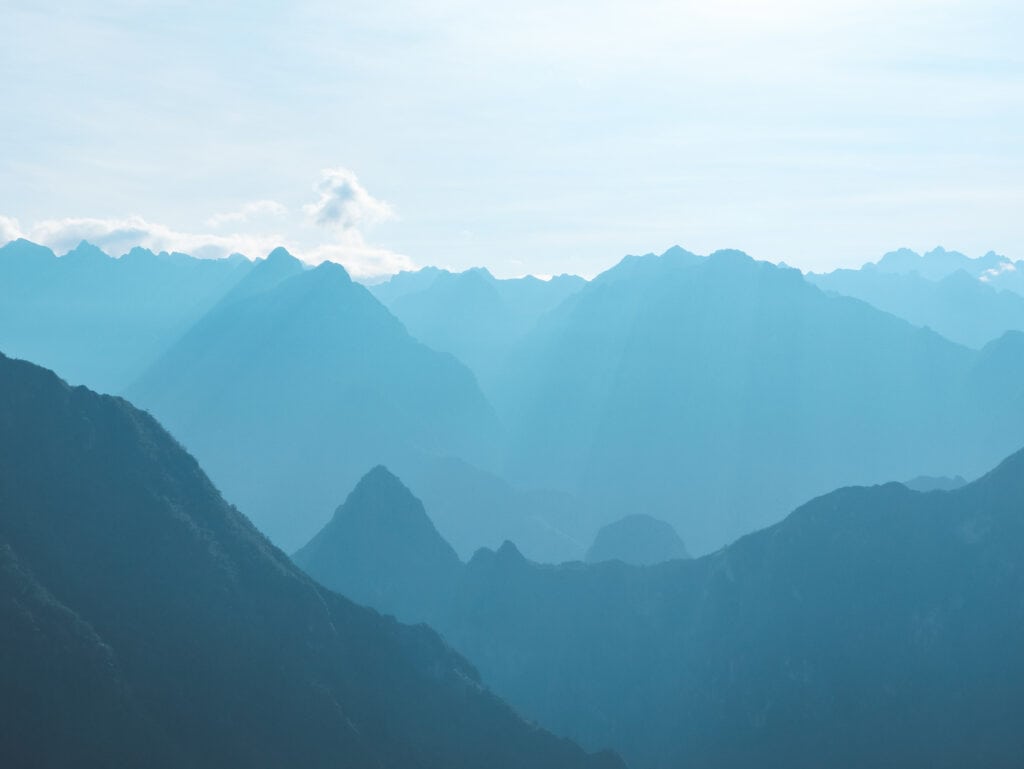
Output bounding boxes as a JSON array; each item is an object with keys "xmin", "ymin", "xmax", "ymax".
[
  {"xmin": 63, "ymin": 240, "xmax": 110, "ymax": 262},
  {"xmin": 353, "ymin": 464, "xmax": 412, "ymax": 498},
  {"xmin": 496, "ymin": 539, "xmax": 526, "ymax": 562},
  {"xmin": 123, "ymin": 245, "xmax": 158, "ymax": 262},
  {"xmin": 312, "ymin": 259, "xmax": 352, "ymax": 282},
  {"xmin": 293, "ymin": 465, "xmax": 462, "ymax": 624},
  {"xmin": 0, "ymin": 238, "xmax": 56, "ymax": 262},
  {"xmin": 265, "ymin": 246, "xmax": 299, "ymax": 264},
  {"xmin": 586, "ymin": 514, "xmax": 689, "ymax": 565}
]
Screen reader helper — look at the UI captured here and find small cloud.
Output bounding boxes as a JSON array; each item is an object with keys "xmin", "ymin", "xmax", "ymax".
[
  {"xmin": 0, "ymin": 215, "xmax": 25, "ymax": 244},
  {"xmin": 303, "ymin": 229, "xmax": 416, "ymax": 280},
  {"xmin": 207, "ymin": 200, "xmax": 288, "ymax": 227},
  {"xmin": 304, "ymin": 167, "xmax": 395, "ymax": 231},
  {"xmin": 981, "ymin": 260, "xmax": 1017, "ymax": 282}
]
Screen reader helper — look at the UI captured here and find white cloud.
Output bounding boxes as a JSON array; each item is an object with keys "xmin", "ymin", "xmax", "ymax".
[
  {"xmin": 22, "ymin": 215, "xmax": 286, "ymax": 260},
  {"xmin": 1, "ymin": 167, "xmax": 414, "ymax": 279},
  {"xmin": 980, "ymin": 259, "xmax": 1018, "ymax": 282},
  {"xmin": 206, "ymin": 200, "xmax": 288, "ymax": 227},
  {"xmin": 304, "ymin": 167, "xmax": 395, "ymax": 231},
  {"xmin": 0, "ymin": 215, "xmax": 25, "ymax": 244},
  {"xmin": 304, "ymin": 229, "xmax": 416, "ymax": 280}
]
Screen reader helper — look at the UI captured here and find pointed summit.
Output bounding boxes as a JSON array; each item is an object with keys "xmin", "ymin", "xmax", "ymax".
[
  {"xmin": 294, "ymin": 466, "xmax": 462, "ymax": 624},
  {"xmin": 219, "ymin": 246, "xmax": 304, "ymax": 303},
  {"xmin": 62, "ymin": 240, "xmax": 110, "ymax": 263},
  {"xmin": 264, "ymin": 245, "xmax": 300, "ymax": 264}
]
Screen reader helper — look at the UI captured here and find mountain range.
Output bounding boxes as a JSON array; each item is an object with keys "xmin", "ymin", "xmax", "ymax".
[
  {"xmin": 370, "ymin": 266, "xmax": 586, "ymax": 398},
  {"xmin": 491, "ymin": 247, "xmax": 1024, "ymax": 553},
  {"xmin": 809, "ymin": 247, "xmax": 1024, "ymax": 349},
  {"xmin": 125, "ymin": 252, "xmax": 505, "ymax": 552},
  {"xmin": 0, "ymin": 238, "xmax": 255, "ymax": 392},
  {"xmin": 3, "ymin": 239, "xmax": 1024, "ymax": 559},
  {"xmin": 297, "ymin": 458, "xmax": 1024, "ymax": 769}
]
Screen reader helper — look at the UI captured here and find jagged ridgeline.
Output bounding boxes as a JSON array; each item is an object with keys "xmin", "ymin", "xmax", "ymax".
[
  {"xmin": 0, "ymin": 353, "xmax": 622, "ymax": 769},
  {"xmin": 2, "ymin": 239, "xmax": 1024, "ymax": 563},
  {"xmin": 298, "ymin": 461, "xmax": 1024, "ymax": 769}
]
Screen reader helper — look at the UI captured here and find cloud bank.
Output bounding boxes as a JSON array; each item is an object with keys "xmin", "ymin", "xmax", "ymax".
[{"xmin": 0, "ymin": 168, "xmax": 414, "ymax": 279}]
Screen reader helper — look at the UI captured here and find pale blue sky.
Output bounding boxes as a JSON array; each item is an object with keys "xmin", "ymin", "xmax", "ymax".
[{"xmin": 2, "ymin": 0, "xmax": 1022, "ymax": 277}]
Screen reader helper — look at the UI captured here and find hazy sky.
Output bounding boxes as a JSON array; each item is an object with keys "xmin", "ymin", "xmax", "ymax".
[{"xmin": 2, "ymin": 0, "xmax": 1022, "ymax": 278}]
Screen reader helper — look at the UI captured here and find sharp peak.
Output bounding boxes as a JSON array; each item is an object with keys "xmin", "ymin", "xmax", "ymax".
[
  {"xmin": 467, "ymin": 539, "xmax": 527, "ymax": 568},
  {"xmin": 358, "ymin": 464, "xmax": 406, "ymax": 487},
  {"xmin": 341, "ymin": 465, "xmax": 423, "ymax": 509},
  {"xmin": 660, "ymin": 244, "xmax": 699, "ymax": 258},
  {"xmin": 264, "ymin": 246, "xmax": 301, "ymax": 263},
  {"xmin": 496, "ymin": 540, "xmax": 526, "ymax": 561},
  {"xmin": 64, "ymin": 240, "xmax": 110, "ymax": 259}
]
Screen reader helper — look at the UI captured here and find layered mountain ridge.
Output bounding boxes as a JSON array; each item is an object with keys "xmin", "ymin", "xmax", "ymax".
[{"xmin": 298, "ymin": 457, "xmax": 1024, "ymax": 769}]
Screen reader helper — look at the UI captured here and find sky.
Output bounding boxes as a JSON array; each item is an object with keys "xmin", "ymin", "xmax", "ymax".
[{"xmin": 2, "ymin": 0, "xmax": 1023, "ymax": 279}]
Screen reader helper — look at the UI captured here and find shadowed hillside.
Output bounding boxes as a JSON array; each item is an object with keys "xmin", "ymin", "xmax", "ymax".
[
  {"xmin": 0, "ymin": 352, "xmax": 622, "ymax": 769},
  {"xmin": 299, "ymin": 458, "xmax": 1024, "ymax": 769}
]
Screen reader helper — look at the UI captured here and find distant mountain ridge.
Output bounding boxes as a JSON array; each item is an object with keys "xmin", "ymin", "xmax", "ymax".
[
  {"xmin": 0, "ymin": 238, "xmax": 258, "ymax": 392},
  {"xmin": 4, "ymin": 237, "xmax": 1024, "ymax": 561},
  {"xmin": 492, "ymin": 246, "xmax": 1024, "ymax": 554},
  {"xmin": 809, "ymin": 247, "xmax": 1024, "ymax": 348},
  {"xmin": 370, "ymin": 266, "xmax": 586, "ymax": 398}
]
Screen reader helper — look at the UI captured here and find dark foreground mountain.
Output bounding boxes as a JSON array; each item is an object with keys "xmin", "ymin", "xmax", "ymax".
[
  {"xmin": 585, "ymin": 514, "xmax": 689, "ymax": 565},
  {"xmin": 493, "ymin": 247, "xmax": 1024, "ymax": 554},
  {"xmin": 300, "ymin": 460, "xmax": 1024, "ymax": 769},
  {"xmin": 0, "ymin": 353, "xmax": 621, "ymax": 769}
]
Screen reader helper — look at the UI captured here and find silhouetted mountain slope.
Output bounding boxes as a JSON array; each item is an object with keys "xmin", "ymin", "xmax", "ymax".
[
  {"xmin": 494, "ymin": 247, "xmax": 1024, "ymax": 554},
  {"xmin": 808, "ymin": 266, "xmax": 1024, "ymax": 348},
  {"xmin": 0, "ymin": 239, "xmax": 255, "ymax": 392},
  {"xmin": 293, "ymin": 466, "xmax": 463, "ymax": 624},
  {"xmin": 127, "ymin": 261, "xmax": 504, "ymax": 552},
  {"xmin": 585, "ymin": 514, "xmax": 689, "ymax": 565},
  {"xmin": 0, "ymin": 352, "xmax": 622, "ymax": 769},
  {"xmin": 299, "ymin": 450, "xmax": 1024, "ymax": 769},
  {"xmin": 0, "ymin": 541, "xmax": 174, "ymax": 769},
  {"xmin": 371, "ymin": 267, "xmax": 585, "ymax": 396}
]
